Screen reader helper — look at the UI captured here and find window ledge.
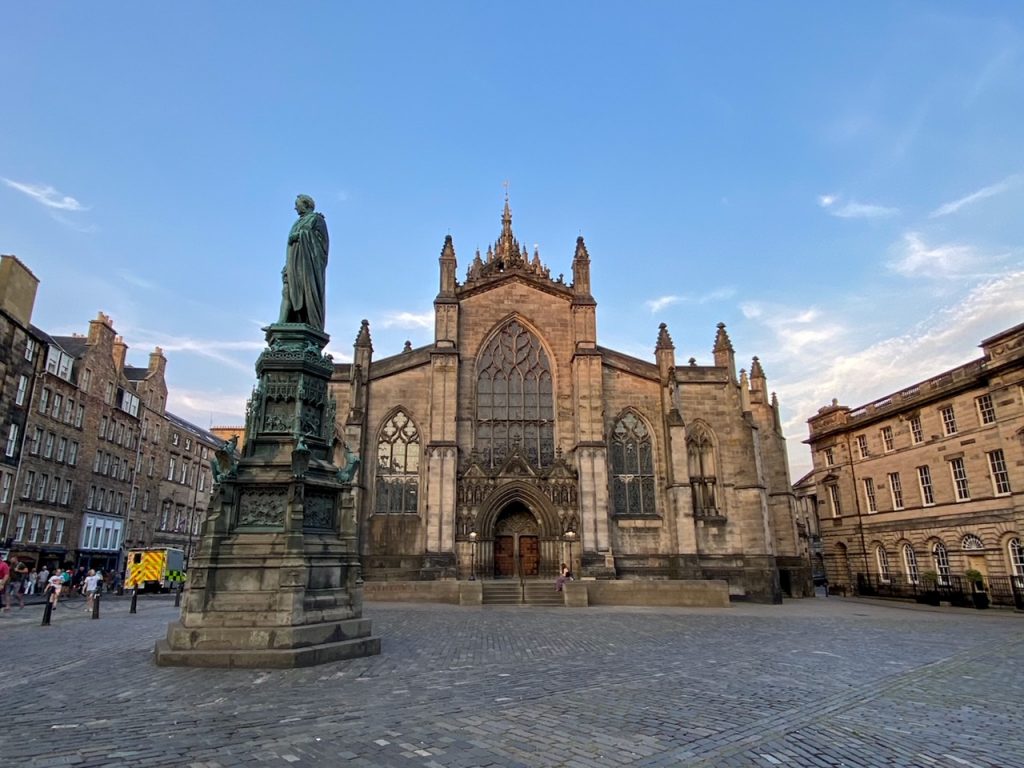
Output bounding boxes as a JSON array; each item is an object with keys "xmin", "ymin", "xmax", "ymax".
[{"xmin": 615, "ymin": 516, "xmax": 662, "ymax": 528}]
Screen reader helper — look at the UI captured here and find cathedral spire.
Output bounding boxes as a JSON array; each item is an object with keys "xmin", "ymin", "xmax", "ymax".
[
  {"xmin": 501, "ymin": 191, "xmax": 513, "ymax": 244},
  {"xmin": 713, "ymin": 322, "xmax": 737, "ymax": 382},
  {"xmin": 750, "ymin": 355, "xmax": 765, "ymax": 379},
  {"xmin": 572, "ymin": 235, "xmax": 593, "ymax": 298},
  {"xmin": 438, "ymin": 234, "xmax": 457, "ymax": 297},
  {"xmin": 656, "ymin": 322, "xmax": 674, "ymax": 351},
  {"xmin": 713, "ymin": 322, "xmax": 733, "ymax": 354},
  {"xmin": 355, "ymin": 319, "xmax": 372, "ymax": 350}
]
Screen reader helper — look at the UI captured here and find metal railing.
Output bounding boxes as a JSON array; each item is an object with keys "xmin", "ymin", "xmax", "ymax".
[{"xmin": 853, "ymin": 572, "xmax": 1024, "ymax": 609}]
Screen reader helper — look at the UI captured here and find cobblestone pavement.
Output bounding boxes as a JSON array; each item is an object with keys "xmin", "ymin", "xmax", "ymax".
[{"xmin": 1, "ymin": 594, "xmax": 1021, "ymax": 767}]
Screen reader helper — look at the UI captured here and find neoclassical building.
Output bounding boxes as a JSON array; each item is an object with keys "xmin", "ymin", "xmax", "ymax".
[
  {"xmin": 328, "ymin": 201, "xmax": 806, "ymax": 601},
  {"xmin": 804, "ymin": 322, "xmax": 1024, "ymax": 602}
]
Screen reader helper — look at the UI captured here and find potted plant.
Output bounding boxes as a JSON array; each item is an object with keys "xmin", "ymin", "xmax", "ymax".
[
  {"xmin": 918, "ymin": 571, "xmax": 941, "ymax": 606},
  {"xmin": 965, "ymin": 569, "xmax": 989, "ymax": 609}
]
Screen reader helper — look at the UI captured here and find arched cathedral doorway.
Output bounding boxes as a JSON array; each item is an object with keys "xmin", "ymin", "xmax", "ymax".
[{"xmin": 492, "ymin": 501, "xmax": 541, "ymax": 578}]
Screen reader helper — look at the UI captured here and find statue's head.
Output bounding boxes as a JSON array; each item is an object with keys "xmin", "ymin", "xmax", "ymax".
[{"xmin": 295, "ymin": 194, "xmax": 316, "ymax": 214}]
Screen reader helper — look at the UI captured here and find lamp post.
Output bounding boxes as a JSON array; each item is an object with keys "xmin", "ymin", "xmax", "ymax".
[
  {"xmin": 468, "ymin": 531, "xmax": 477, "ymax": 581},
  {"xmin": 565, "ymin": 529, "xmax": 577, "ymax": 576}
]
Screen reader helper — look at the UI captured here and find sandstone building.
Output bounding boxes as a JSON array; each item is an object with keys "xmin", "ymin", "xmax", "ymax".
[
  {"xmin": 0, "ymin": 255, "xmax": 217, "ymax": 573},
  {"xmin": 804, "ymin": 323, "xmax": 1024, "ymax": 602},
  {"xmin": 318, "ymin": 201, "xmax": 806, "ymax": 601}
]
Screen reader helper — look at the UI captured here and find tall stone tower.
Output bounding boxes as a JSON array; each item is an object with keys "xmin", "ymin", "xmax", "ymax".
[{"xmin": 155, "ymin": 196, "xmax": 380, "ymax": 667}]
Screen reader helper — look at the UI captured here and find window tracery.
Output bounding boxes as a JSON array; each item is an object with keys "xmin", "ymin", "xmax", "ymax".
[
  {"xmin": 475, "ymin": 321, "xmax": 554, "ymax": 468},
  {"xmin": 375, "ymin": 410, "xmax": 420, "ymax": 514},
  {"xmin": 687, "ymin": 424, "xmax": 719, "ymax": 517},
  {"xmin": 610, "ymin": 412, "xmax": 657, "ymax": 516}
]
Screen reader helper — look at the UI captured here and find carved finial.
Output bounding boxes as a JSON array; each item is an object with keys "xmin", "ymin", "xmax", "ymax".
[
  {"xmin": 656, "ymin": 322, "xmax": 675, "ymax": 351},
  {"xmin": 355, "ymin": 319, "xmax": 372, "ymax": 347},
  {"xmin": 574, "ymin": 235, "xmax": 590, "ymax": 262},
  {"xmin": 440, "ymin": 234, "xmax": 455, "ymax": 260},
  {"xmin": 689, "ymin": 357, "xmax": 697, "ymax": 366},
  {"xmin": 713, "ymin": 322, "xmax": 734, "ymax": 353},
  {"xmin": 771, "ymin": 391, "xmax": 779, "ymax": 408},
  {"xmin": 750, "ymin": 356, "xmax": 765, "ymax": 378},
  {"xmin": 403, "ymin": 340, "xmax": 412, "ymax": 353}
]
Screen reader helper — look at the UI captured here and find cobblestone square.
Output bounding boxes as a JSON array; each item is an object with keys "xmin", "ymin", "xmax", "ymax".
[{"xmin": 2, "ymin": 595, "xmax": 1021, "ymax": 767}]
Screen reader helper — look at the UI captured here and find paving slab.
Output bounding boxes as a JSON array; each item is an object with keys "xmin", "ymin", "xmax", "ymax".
[{"xmin": 1, "ymin": 595, "xmax": 1022, "ymax": 767}]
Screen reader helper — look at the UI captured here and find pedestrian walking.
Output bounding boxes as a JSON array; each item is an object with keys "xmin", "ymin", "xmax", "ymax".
[
  {"xmin": 24, "ymin": 568, "xmax": 37, "ymax": 596},
  {"xmin": 84, "ymin": 569, "xmax": 102, "ymax": 612},
  {"xmin": 7, "ymin": 558, "xmax": 29, "ymax": 609},
  {"xmin": 37, "ymin": 566, "xmax": 49, "ymax": 593},
  {"xmin": 0, "ymin": 557, "xmax": 9, "ymax": 613},
  {"xmin": 46, "ymin": 568, "xmax": 64, "ymax": 609}
]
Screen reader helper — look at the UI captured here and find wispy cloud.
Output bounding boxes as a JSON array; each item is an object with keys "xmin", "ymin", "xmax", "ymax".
[
  {"xmin": 381, "ymin": 311, "xmax": 433, "ymax": 330},
  {"xmin": 167, "ymin": 388, "xmax": 249, "ymax": 423},
  {"xmin": 131, "ymin": 332, "xmax": 267, "ymax": 374},
  {"xmin": 887, "ymin": 232, "xmax": 1006, "ymax": 278},
  {"xmin": 3, "ymin": 178, "xmax": 86, "ymax": 211},
  {"xmin": 645, "ymin": 288, "xmax": 735, "ymax": 313},
  {"xmin": 117, "ymin": 270, "xmax": 157, "ymax": 290},
  {"xmin": 741, "ymin": 302, "xmax": 845, "ymax": 359},
  {"xmin": 929, "ymin": 174, "xmax": 1022, "ymax": 218},
  {"xmin": 818, "ymin": 194, "xmax": 899, "ymax": 219},
  {"xmin": 646, "ymin": 295, "xmax": 681, "ymax": 313},
  {"xmin": 776, "ymin": 269, "xmax": 1024, "ymax": 478}
]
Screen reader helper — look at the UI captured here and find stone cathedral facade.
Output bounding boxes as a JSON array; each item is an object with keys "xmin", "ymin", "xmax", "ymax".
[{"xmin": 329, "ymin": 201, "xmax": 807, "ymax": 601}]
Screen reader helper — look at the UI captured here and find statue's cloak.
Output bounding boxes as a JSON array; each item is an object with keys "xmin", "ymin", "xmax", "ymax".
[{"xmin": 284, "ymin": 211, "xmax": 329, "ymax": 330}]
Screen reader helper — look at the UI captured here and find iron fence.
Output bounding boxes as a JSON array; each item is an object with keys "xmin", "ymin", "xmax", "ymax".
[{"xmin": 854, "ymin": 572, "xmax": 1024, "ymax": 609}]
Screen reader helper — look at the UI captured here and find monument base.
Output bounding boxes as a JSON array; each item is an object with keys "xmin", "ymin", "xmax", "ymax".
[{"xmin": 154, "ymin": 618, "xmax": 380, "ymax": 668}]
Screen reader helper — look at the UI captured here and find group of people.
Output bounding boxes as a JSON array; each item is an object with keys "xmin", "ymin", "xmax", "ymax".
[{"xmin": 0, "ymin": 557, "xmax": 111, "ymax": 613}]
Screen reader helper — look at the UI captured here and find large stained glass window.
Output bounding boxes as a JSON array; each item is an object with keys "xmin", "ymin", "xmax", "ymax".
[
  {"xmin": 375, "ymin": 409, "xmax": 420, "ymax": 514},
  {"xmin": 476, "ymin": 321, "xmax": 554, "ymax": 468},
  {"xmin": 610, "ymin": 412, "xmax": 656, "ymax": 516}
]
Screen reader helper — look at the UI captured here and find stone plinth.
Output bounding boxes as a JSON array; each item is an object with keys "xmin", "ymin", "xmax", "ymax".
[{"xmin": 155, "ymin": 324, "xmax": 380, "ymax": 668}]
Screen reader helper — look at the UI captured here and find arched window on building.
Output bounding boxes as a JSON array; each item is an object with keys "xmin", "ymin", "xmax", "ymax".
[
  {"xmin": 902, "ymin": 544, "xmax": 919, "ymax": 585},
  {"xmin": 610, "ymin": 411, "xmax": 656, "ymax": 516},
  {"xmin": 875, "ymin": 545, "xmax": 891, "ymax": 583},
  {"xmin": 932, "ymin": 541, "xmax": 951, "ymax": 586},
  {"xmin": 687, "ymin": 423, "xmax": 720, "ymax": 517},
  {"xmin": 476, "ymin": 320, "xmax": 554, "ymax": 469},
  {"xmin": 961, "ymin": 534, "xmax": 984, "ymax": 551},
  {"xmin": 1007, "ymin": 537, "xmax": 1024, "ymax": 588},
  {"xmin": 375, "ymin": 410, "xmax": 420, "ymax": 515}
]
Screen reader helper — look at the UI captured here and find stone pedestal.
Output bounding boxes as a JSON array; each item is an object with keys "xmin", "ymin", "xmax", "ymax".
[{"xmin": 155, "ymin": 324, "xmax": 380, "ymax": 668}]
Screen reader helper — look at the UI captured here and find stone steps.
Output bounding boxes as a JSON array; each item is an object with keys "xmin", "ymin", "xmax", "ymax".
[{"xmin": 481, "ymin": 581, "xmax": 565, "ymax": 606}]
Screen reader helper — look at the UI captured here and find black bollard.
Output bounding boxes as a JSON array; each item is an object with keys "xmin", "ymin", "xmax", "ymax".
[
  {"xmin": 41, "ymin": 600, "xmax": 53, "ymax": 626},
  {"xmin": 92, "ymin": 591, "xmax": 100, "ymax": 619},
  {"xmin": 174, "ymin": 582, "xmax": 182, "ymax": 607},
  {"xmin": 130, "ymin": 587, "xmax": 138, "ymax": 614}
]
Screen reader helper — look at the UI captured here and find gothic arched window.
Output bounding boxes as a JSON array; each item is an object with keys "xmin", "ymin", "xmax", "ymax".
[
  {"xmin": 375, "ymin": 410, "xmax": 420, "ymax": 514},
  {"xmin": 687, "ymin": 424, "xmax": 719, "ymax": 517},
  {"xmin": 476, "ymin": 320, "xmax": 554, "ymax": 468},
  {"xmin": 610, "ymin": 412, "xmax": 656, "ymax": 516}
]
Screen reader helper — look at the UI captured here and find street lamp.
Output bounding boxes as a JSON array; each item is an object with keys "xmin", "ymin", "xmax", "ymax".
[
  {"xmin": 565, "ymin": 529, "xmax": 577, "ymax": 577},
  {"xmin": 468, "ymin": 531, "xmax": 477, "ymax": 581}
]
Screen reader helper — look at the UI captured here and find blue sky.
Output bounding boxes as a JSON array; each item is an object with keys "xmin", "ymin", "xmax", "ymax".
[{"xmin": 3, "ymin": 2, "xmax": 1023, "ymax": 478}]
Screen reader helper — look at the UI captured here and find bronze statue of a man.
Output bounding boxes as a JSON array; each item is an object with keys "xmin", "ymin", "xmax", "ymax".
[{"xmin": 279, "ymin": 194, "xmax": 329, "ymax": 330}]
